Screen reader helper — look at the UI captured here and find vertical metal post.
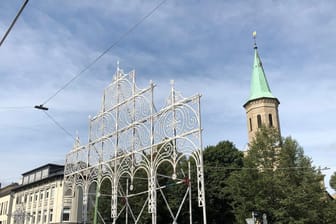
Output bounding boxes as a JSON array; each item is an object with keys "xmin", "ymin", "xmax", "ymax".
[
  {"xmin": 171, "ymin": 80, "xmax": 177, "ymax": 177},
  {"xmin": 112, "ymin": 69, "xmax": 120, "ymax": 223},
  {"xmin": 126, "ymin": 179, "xmax": 129, "ymax": 224},
  {"xmin": 149, "ymin": 80, "xmax": 157, "ymax": 224},
  {"xmin": 188, "ymin": 162, "xmax": 193, "ymax": 224},
  {"xmin": 82, "ymin": 185, "xmax": 88, "ymax": 224},
  {"xmin": 150, "ymin": 169, "xmax": 157, "ymax": 224},
  {"xmin": 198, "ymin": 96, "xmax": 207, "ymax": 224}
]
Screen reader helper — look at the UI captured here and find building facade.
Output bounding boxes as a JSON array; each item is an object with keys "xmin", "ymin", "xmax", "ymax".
[
  {"xmin": 7, "ymin": 164, "xmax": 74, "ymax": 224},
  {"xmin": 0, "ymin": 183, "xmax": 18, "ymax": 224},
  {"xmin": 0, "ymin": 147, "xmax": 133, "ymax": 224},
  {"xmin": 243, "ymin": 41, "xmax": 281, "ymax": 144}
]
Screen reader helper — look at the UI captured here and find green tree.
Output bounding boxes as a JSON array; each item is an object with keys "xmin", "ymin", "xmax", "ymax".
[
  {"xmin": 203, "ymin": 141, "xmax": 243, "ymax": 224},
  {"xmin": 156, "ymin": 157, "xmax": 190, "ymax": 224},
  {"xmin": 147, "ymin": 140, "xmax": 244, "ymax": 224},
  {"xmin": 227, "ymin": 127, "xmax": 333, "ymax": 223},
  {"xmin": 325, "ymin": 171, "xmax": 336, "ymax": 223},
  {"xmin": 97, "ymin": 179, "xmax": 112, "ymax": 224}
]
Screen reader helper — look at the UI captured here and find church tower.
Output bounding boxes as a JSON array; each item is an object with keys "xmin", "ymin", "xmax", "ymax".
[{"xmin": 243, "ymin": 33, "xmax": 281, "ymax": 144}]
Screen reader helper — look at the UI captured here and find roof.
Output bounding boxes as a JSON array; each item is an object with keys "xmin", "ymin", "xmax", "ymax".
[
  {"xmin": 247, "ymin": 46, "xmax": 277, "ymax": 102},
  {"xmin": 0, "ymin": 183, "xmax": 19, "ymax": 197},
  {"xmin": 22, "ymin": 163, "xmax": 64, "ymax": 176},
  {"xmin": 14, "ymin": 169, "xmax": 64, "ymax": 192}
]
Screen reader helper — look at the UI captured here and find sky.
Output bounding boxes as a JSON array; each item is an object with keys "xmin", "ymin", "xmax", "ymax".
[{"xmin": 0, "ymin": 0, "xmax": 335, "ymax": 194}]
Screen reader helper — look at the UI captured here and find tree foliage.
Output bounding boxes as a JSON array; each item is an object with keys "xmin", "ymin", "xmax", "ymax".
[
  {"xmin": 203, "ymin": 141, "xmax": 243, "ymax": 224},
  {"xmin": 226, "ymin": 127, "xmax": 335, "ymax": 224},
  {"xmin": 89, "ymin": 128, "xmax": 336, "ymax": 223}
]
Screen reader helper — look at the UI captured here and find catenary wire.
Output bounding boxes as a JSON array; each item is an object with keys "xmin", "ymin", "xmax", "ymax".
[
  {"xmin": 0, "ymin": 106, "xmax": 32, "ymax": 110},
  {"xmin": 204, "ymin": 166, "xmax": 330, "ymax": 171},
  {"xmin": 0, "ymin": 0, "xmax": 29, "ymax": 47},
  {"xmin": 41, "ymin": 0, "xmax": 168, "ymax": 106},
  {"xmin": 43, "ymin": 111, "xmax": 76, "ymax": 141}
]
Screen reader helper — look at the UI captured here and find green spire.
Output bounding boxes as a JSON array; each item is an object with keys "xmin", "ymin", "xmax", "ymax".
[{"xmin": 248, "ymin": 42, "xmax": 276, "ymax": 101}]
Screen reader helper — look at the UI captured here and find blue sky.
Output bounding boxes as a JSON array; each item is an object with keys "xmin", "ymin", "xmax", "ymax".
[{"xmin": 0, "ymin": 0, "xmax": 335, "ymax": 193}]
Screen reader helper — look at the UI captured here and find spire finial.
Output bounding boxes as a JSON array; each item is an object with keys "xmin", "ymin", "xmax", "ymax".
[
  {"xmin": 117, "ymin": 60, "xmax": 120, "ymax": 71},
  {"xmin": 253, "ymin": 31, "xmax": 257, "ymax": 49}
]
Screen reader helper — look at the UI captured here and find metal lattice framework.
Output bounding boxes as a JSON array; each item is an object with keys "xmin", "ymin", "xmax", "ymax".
[{"xmin": 63, "ymin": 68, "xmax": 206, "ymax": 224}]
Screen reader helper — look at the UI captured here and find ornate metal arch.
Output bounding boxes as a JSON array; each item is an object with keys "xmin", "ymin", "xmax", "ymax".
[{"xmin": 63, "ymin": 67, "xmax": 206, "ymax": 224}]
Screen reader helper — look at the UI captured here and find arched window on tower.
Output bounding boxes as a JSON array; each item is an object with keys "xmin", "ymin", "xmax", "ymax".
[
  {"xmin": 269, "ymin": 114, "xmax": 273, "ymax": 127},
  {"xmin": 249, "ymin": 118, "xmax": 252, "ymax": 131},
  {"xmin": 257, "ymin": 114, "xmax": 262, "ymax": 128}
]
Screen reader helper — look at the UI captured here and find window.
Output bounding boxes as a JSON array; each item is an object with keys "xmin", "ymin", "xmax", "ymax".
[
  {"xmin": 43, "ymin": 209, "xmax": 47, "ymax": 222},
  {"xmin": 269, "ymin": 114, "xmax": 273, "ymax": 127},
  {"xmin": 42, "ymin": 168, "xmax": 49, "ymax": 178},
  {"xmin": 62, "ymin": 208, "xmax": 70, "ymax": 221},
  {"xmin": 37, "ymin": 211, "xmax": 41, "ymax": 223},
  {"xmin": 257, "ymin": 114, "xmax": 262, "ymax": 128},
  {"xmin": 46, "ymin": 190, "xmax": 49, "ymax": 199},
  {"xmin": 29, "ymin": 173, "xmax": 35, "ymax": 183},
  {"xmin": 35, "ymin": 193, "xmax": 38, "ymax": 201},
  {"xmin": 49, "ymin": 209, "xmax": 53, "ymax": 222},
  {"xmin": 23, "ymin": 176, "xmax": 29, "ymax": 185},
  {"xmin": 32, "ymin": 212, "xmax": 36, "ymax": 223},
  {"xmin": 50, "ymin": 187, "xmax": 55, "ymax": 199},
  {"xmin": 30, "ymin": 193, "xmax": 33, "ymax": 202},
  {"xmin": 4, "ymin": 202, "xmax": 7, "ymax": 214},
  {"xmin": 40, "ymin": 191, "xmax": 43, "ymax": 201},
  {"xmin": 249, "ymin": 118, "xmax": 252, "ymax": 131},
  {"xmin": 35, "ymin": 171, "xmax": 42, "ymax": 181}
]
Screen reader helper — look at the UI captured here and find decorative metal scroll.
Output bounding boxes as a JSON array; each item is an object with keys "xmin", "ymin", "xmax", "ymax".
[{"xmin": 63, "ymin": 68, "xmax": 206, "ymax": 224}]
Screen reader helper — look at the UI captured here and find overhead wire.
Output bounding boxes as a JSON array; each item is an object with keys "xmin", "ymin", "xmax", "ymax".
[
  {"xmin": 0, "ymin": 0, "xmax": 29, "ymax": 47},
  {"xmin": 0, "ymin": 106, "xmax": 32, "ymax": 110},
  {"xmin": 40, "ymin": 0, "xmax": 168, "ymax": 106},
  {"xmin": 34, "ymin": 0, "xmax": 168, "ymax": 138},
  {"xmin": 204, "ymin": 165, "xmax": 330, "ymax": 171},
  {"xmin": 43, "ymin": 111, "xmax": 76, "ymax": 141}
]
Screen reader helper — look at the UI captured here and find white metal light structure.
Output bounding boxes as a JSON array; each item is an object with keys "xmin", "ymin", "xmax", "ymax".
[{"xmin": 63, "ymin": 67, "xmax": 206, "ymax": 224}]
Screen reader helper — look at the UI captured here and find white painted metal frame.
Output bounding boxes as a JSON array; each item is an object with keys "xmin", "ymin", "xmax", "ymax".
[{"xmin": 63, "ymin": 68, "xmax": 206, "ymax": 224}]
